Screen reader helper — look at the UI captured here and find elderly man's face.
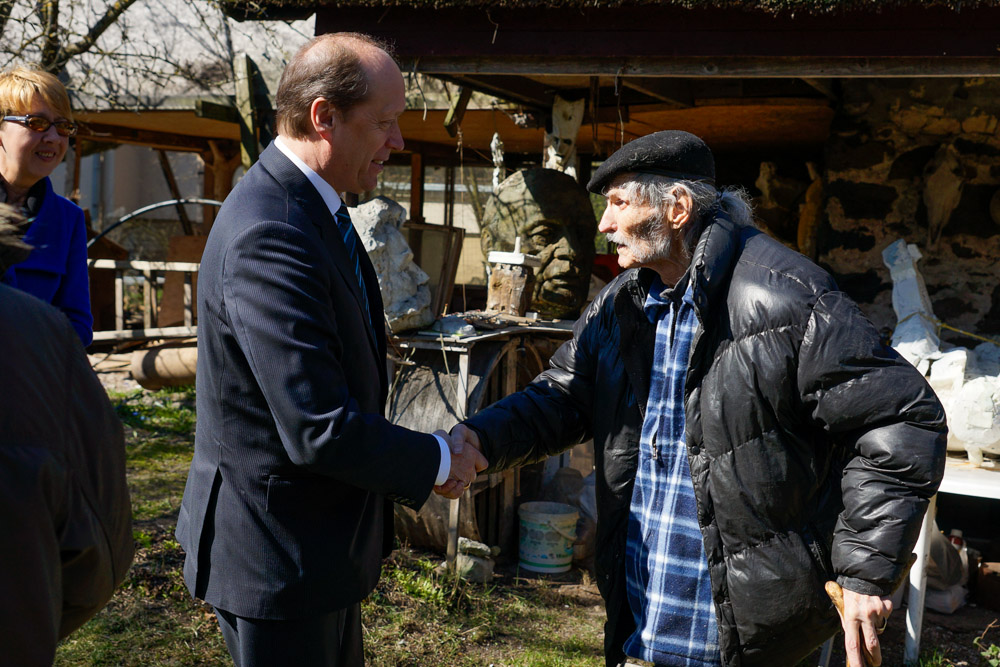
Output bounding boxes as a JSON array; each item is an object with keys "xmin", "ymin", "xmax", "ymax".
[
  {"xmin": 326, "ymin": 51, "xmax": 405, "ymax": 195},
  {"xmin": 599, "ymin": 180, "xmax": 674, "ymax": 271}
]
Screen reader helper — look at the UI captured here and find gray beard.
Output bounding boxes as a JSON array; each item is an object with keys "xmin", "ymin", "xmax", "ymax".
[{"xmin": 605, "ymin": 213, "xmax": 674, "ymax": 264}]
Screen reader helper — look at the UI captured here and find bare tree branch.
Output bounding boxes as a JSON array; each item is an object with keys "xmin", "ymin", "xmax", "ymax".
[
  {"xmin": 0, "ymin": 0, "xmax": 16, "ymax": 40},
  {"xmin": 52, "ymin": 0, "xmax": 144, "ymax": 73},
  {"xmin": 1, "ymin": 0, "xmax": 309, "ymax": 109}
]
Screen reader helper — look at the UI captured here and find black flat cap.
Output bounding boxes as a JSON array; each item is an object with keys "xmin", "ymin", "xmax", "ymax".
[{"xmin": 586, "ymin": 130, "xmax": 715, "ymax": 194}]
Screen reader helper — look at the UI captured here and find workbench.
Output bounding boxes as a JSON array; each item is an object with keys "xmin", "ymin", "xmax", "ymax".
[{"xmin": 388, "ymin": 322, "xmax": 575, "ymax": 564}]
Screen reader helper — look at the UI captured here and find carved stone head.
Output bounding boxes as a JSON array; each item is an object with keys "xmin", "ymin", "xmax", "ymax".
[
  {"xmin": 352, "ymin": 196, "xmax": 434, "ymax": 333},
  {"xmin": 480, "ymin": 168, "xmax": 597, "ymax": 319}
]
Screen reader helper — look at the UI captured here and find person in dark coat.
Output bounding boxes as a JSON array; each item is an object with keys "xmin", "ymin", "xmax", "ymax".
[
  {"xmin": 448, "ymin": 131, "xmax": 947, "ymax": 667},
  {"xmin": 0, "ymin": 205, "xmax": 133, "ymax": 665},
  {"xmin": 175, "ymin": 33, "xmax": 485, "ymax": 667}
]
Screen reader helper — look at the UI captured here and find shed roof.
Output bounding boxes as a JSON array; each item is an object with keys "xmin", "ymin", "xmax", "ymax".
[{"xmin": 226, "ymin": 0, "xmax": 998, "ymax": 16}]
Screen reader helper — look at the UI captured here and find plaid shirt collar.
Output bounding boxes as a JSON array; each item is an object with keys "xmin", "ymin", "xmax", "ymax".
[{"xmin": 624, "ymin": 278, "xmax": 720, "ymax": 666}]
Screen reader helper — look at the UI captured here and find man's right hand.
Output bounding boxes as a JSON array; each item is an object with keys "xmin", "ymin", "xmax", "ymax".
[{"xmin": 433, "ymin": 427, "xmax": 487, "ymax": 499}]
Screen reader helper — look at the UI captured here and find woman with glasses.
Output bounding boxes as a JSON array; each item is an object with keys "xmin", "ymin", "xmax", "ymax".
[{"xmin": 0, "ymin": 66, "xmax": 91, "ymax": 346}]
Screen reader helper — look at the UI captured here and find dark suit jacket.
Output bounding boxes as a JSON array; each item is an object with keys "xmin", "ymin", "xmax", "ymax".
[
  {"xmin": 0, "ymin": 285, "xmax": 132, "ymax": 665},
  {"xmin": 176, "ymin": 143, "xmax": 440, "ymax": 620}
]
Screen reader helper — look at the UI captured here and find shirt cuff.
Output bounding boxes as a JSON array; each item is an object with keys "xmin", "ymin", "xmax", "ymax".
[{"xmin": 433, "ymin": 434, "xmax": 451, "ymax": 486}]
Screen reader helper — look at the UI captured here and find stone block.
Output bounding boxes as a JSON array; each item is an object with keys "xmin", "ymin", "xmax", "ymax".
[{"xmin": 455, "ymin": 553, "xmax": 494, "ymax": 583}]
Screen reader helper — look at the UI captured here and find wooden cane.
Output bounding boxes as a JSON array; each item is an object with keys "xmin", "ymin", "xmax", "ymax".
[{"xmin": 825, "ymin": 581, "xmax": 879, "ymax": 667}]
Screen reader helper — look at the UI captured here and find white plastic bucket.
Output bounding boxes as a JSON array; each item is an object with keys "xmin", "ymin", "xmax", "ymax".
[{"xmin": 518, "ymin": 501, "xmax": 579, "ymax": 573}]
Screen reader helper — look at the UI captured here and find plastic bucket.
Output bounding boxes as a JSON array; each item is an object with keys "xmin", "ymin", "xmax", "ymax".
[{"xmin": 518, "ymin": 501, "xmax": 579, "ymax": 573}]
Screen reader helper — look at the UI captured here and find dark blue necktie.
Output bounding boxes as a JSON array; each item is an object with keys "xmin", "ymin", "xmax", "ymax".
[{"xmin": 335, "ymin": 204, "xmax": 375, "ymax": 337}]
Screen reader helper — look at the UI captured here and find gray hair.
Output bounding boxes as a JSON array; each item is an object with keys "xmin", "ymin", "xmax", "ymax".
[{"xmin": 610, "ymin": 174, "xmax": 755, "ymax": 258}]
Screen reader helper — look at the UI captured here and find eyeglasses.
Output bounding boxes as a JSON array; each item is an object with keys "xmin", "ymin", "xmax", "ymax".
[{"xmin": 2, "ymin": 114, "xmax": 78, "ymax": 137}]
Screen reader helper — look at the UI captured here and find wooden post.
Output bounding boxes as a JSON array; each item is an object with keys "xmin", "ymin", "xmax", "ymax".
[
  {"xmin": 143, "ymin": 269, "xmax": 153, "ymax": 328},
  {"xmin": 202, "ymin": 140, "xmax": 242, "ymax": 234},
  {"xmin": 234, "ymin": 54, "xmax": 261, "ymax": 169},
  {"xmin": 500, "ymin": 342, "xmax": 519, "ymax": 556},
  {"xmin": 114, "ymin": 270, "xmax": 124, "ymax": 332},
  {"xmin": 183, "ymin": 272, "xmax": 194, "ymax": 327},
  {"xmin": 69, "ymin": 143, "xmax": 82, "ymax": 205},
  {"xmin": 444, "ymin": 86, "xmax": 473, "ymax": 138},
  {"xmin": 409, "ymin": 150, "xmax": 425, "ymax": 265},
  {"xmin": 410, "ymin": 151, "xmax": 426, "ymax": 223},
  {"xmin": 201, "ymin": 150, "xmax": 216, "ymax": 232},
  {"xmin": 157, "ymin": 150, "xmax": 195, "ymax": 235},
  {"xmin": 447, "ymin": 350, "xmax": 472, "ymax": 570},
  {"xmin": 444, "ymin": 165, "xmax": 455, "ymax": 228}
]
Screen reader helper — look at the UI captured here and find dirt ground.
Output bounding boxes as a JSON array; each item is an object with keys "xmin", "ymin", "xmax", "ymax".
[
  {"xmin": 810, "ymin": 601, "xmax": 1000, "ymax": 666},
  {"xmin": 89, "ymin": 352, "xmax": 142, "ymax": 393},
  {"xmin": 87, "ymin": 360, "xmax": 998, "ymax": 666}
]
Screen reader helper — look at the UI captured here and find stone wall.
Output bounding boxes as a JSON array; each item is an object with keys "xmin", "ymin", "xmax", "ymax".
[{"xmin": 819, "ymin": 78, "xmax": 1000, "ymax": 340}]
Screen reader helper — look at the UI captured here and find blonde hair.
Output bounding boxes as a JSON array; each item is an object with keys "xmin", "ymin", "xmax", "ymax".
[{"xmin": 0, "ymin": 66, "xmax": 74, "ymax": 120}]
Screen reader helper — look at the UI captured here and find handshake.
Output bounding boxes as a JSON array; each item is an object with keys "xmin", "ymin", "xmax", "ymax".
[{"xmin": 432, "ymin": 425, "xmax": 486, "ymax": 500}]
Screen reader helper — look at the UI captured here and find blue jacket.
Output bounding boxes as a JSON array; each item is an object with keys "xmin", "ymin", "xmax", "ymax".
[{"xmin": 1, "ymin": 177, "xmax": 93, "ymax": 346}]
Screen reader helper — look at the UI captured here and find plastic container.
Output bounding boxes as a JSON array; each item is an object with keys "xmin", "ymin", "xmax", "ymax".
[{"xmin": 518, "ymin": 501, "xmax": 579, "ymax": 573}]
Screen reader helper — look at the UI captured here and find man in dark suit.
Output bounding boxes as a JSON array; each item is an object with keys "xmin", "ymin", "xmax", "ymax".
[{"xmin": 176, "ymin": 33, "xmax": 486, "ymax": 667}]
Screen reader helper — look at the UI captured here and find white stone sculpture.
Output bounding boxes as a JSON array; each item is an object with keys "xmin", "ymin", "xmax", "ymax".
[
  {"xmin": 949, "ymin": 376, "xmax": 1000, "ymax": 465},
  {"xmin": 882, "ymin": 238, "xmax": 940, "ymax": 374},
  {"xmin": 885, "ymin": 238, "xmax": 1000, "ymax": 467},
  {"xmin": 491, "ymin": 131, "xmax": 505, "ymax": 194},
  {"xmin": 543, "ymin": 95, "xmax": 585, "ymax": 179},
  {"xmin": 351, "ymin": 196, "xmax": 434, "ymax": 334}
]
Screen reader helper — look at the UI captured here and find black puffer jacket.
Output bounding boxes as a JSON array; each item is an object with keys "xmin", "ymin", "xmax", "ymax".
[{"xmin": 465, "ymin": 212, "xmax": 947, "ymax": 667}]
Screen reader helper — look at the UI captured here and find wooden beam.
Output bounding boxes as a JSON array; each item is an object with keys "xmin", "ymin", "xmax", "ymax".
[
  {"xmin": 433, "ymin": 73, "xmax": 551, "ymax": 110},
  {"xmin": 800, "ymin": 78, "xmax": 839, "ymax": 101},
  {"xmin": 405, "ymin": 55, "xmax": 1000, "ymax": 79},
  {"xmin": 622, "ymin": 78, "xmax": 693, "ymax": 108},
  {"xmin": 157, "ymin": 150, "xmax": 195, "ymax": 235},
  {"xmin": 443, "ymin": 86, "xmax": 473, "ymax": 138},
  {"xmin": 77, "ymin": 122, "xmax": 217, "ymax": 153},
  {"xmin": 320, "ymin": 5, "xmax": 1000, "ymax": 60},
  {"xmin": 582, "ymin": 105, "xmax": 630, "ymax": 125},
  {"xmin": 196, "ymin": 99, "xmax": 240, "ymax": 124}
]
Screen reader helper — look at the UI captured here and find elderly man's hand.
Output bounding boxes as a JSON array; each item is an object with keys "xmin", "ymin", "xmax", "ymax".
[
  {"xmin": 834, "ymin": 585, "xmax": 893, "ymax": 667},
  {"xmin": 432, "ymin": 428, "xmax": 487, "ymax": 500}
]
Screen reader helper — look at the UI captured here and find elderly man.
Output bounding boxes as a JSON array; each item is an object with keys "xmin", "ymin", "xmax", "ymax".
[
  {"xmin": 449, "ymin": 130, "xmax": 946, "ymax": 667},
  {"xmin": 176, "ymin": 33, "xmax": 485, "ymax": 666}
]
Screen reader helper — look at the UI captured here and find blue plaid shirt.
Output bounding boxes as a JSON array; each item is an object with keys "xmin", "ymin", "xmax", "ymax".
[{"xmin": 623, "ymin": 276, "xmax": 720, "ymax": 666}]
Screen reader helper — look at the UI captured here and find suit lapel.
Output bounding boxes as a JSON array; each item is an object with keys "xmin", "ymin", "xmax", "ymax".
[{"xmin": 258, "ymin": 145, "xmax": 382, "ymax": 360}]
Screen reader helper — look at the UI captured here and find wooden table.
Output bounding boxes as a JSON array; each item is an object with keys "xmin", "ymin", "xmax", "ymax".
[{"xmin": 390, "ymin": 322, "xmax": 575, "ymax": 565}]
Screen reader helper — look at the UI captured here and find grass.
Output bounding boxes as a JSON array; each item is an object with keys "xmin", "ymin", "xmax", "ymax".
[
  {"xmin": 63, "ymin": 382, "xmax": 992, "ymax": 666},
  {"xmin": 56, "ymin": 385, "xmax": 229, "ymax": 667},
  {"xmin": 55, "ymin": 384, "xmax": 605, "ymax": 666},
  {"xmin": 363, "ymin": 551, "xmax": 603, "ymax": 667}
]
